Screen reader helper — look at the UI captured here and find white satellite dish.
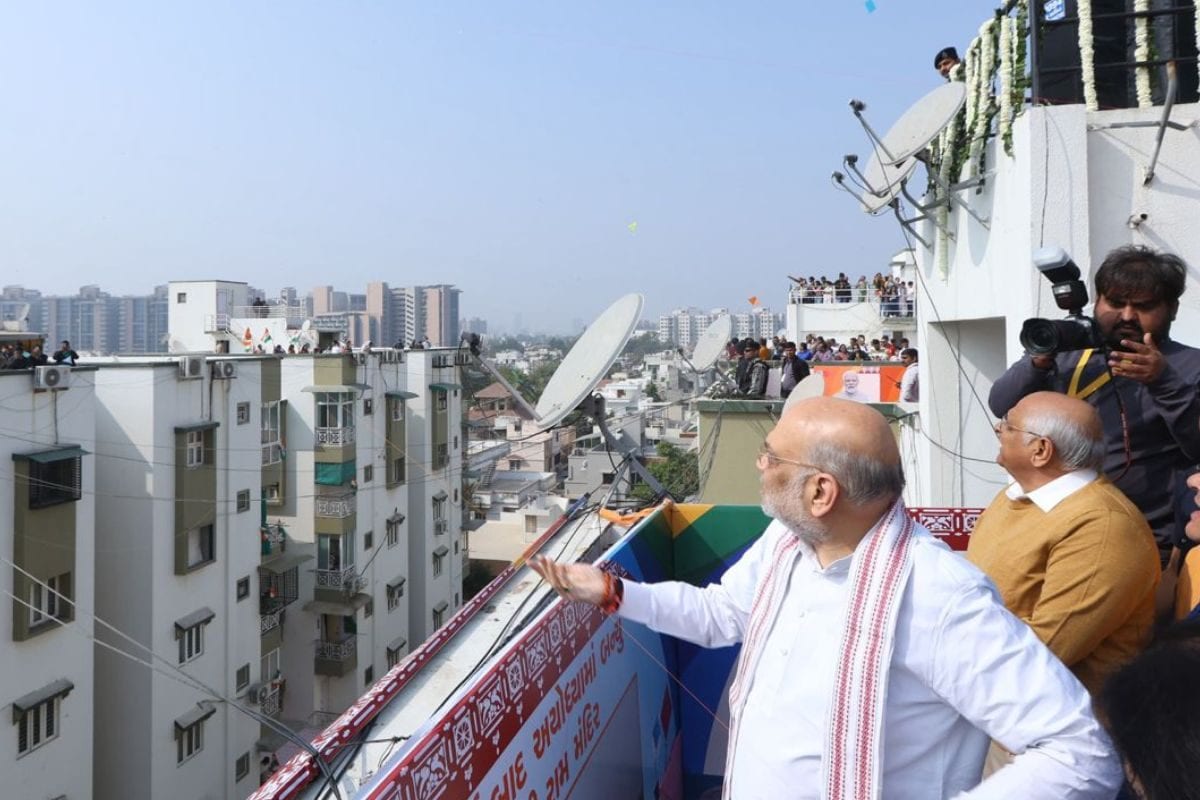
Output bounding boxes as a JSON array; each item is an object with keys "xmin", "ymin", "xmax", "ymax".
[
  {"xmin": 781, "ymin": 370, "xmax": 826, "ymax": 413},
  {"xmin": 535, "ymin": 294, "xmax": 643, "ymax": 431},
  {"xmin": 872, "ymin": 82, "xmax": 966, "ymax": 166},
  {"xmin": 691, "ymin": 315, "xmax": 731, "ymax": 372},
  {"xmin": 858, "ymin": 157, "xmax": 919, "ymax": 215}
]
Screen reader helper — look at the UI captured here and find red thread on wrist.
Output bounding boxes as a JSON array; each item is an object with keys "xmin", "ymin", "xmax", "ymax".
[{"xmin": 599, "ymin": 573, "xmax": 624, "ymax": 615}]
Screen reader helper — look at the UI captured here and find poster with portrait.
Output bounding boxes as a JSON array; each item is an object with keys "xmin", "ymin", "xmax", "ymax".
[{"xmin": 809, "ymin": 364, "xmax": 908, "ymax": 403}]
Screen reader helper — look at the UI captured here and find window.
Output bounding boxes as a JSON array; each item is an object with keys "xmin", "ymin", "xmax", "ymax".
[
  {"xmin": 453, "ymin": 539, "xmax": 459, "ymax": 555},
  {"xmin": 390, "ymin": 400, "xmax": 405, "ymax": 421},
  {"xmin": 508, "ymin": 459, "xmax": 521, "ymax": 470},
  {"xmin": 17, "ymin": 697, "xmax": 58, "ymax": 756},
  {"xmin": 453, "ymin": 488, "xmax": 459, "ymax": 503},
  {"xmin": 177, "ymin": 292, "xmax": 187, "ymax": 303},
  {"xmin": 433, "ymin": 606, "xmax": 445, "ymax": 630},
  {"xmin": 364, "ymin": 666, "xmax": 374, "ymax": 684},
  {"xmin": 364, "ymin": 530, "xmax": 373, "ymax": 549},
  {"xmin": 28, "ymin": 573, "xmax": 71, "ymax": 628},
  {"xmin": 265, "ymin": 483, "xmax": 281, "ymax": 503},
  {"xmin": 364, "ymin": 599, "xmax": 373, "ymax": 618},
  {"xmin": 261, "ymin": 648, "xmax": 281, "ymax": 684},
  {"xmin": 185, "ymin": 430, "xmax": 205, "ymax": 468},
  {"xmin": 236, "ymin": 752, "xmax": 250, "ymax": 782},
  {"xmin": 236, "ymin": 490, "xmax": 251, "ymax": 513},
  {"xmin": 363, "ymin": 465, "xmax": 373, "ymax": 484},
  {"xmin": 236, "ymin": 577, "xmax": 249, "ymax": 601},
  {"xmin": 436, "ymin": 393, "xmax": 448, "ymax": 411},
  {"xmin": 454, "ymin": 592, "xmax": 460, "ymax": 608},
  {"xmin": 386, "ymin": 515, "xmax": 402, "ymax": 548},
  {"xmin": 453, "ymin": 435, "xmax": 458, "ymax": 450},
  {"xmin": 177, "ymin": 720, "xmax": 204, "ymax": 764},
  {"xmin": 261, "ymin": 401, "xmax": 282, "ymax": 465},
  {"xmin": 187, "ymin": 525, "xmax": 215, "ymax": 569},
  {"xmin": 390, "ymin": 456, "xmax": 405, "ymax": 484},
  {"xmin": 433, "ymin": 551, "xmax": 444, "ymax": 577},
  {"xmin": 315, "ymin": 393, "xmax": 355, "ymax": 430},
  {"xmin": 317, "ymin": 534, "xmax": 354, "ymax": 572},
  {"xmin": 28, "ymin": 456, "xmax": 82, "ymax": 509},
  {"xmin": 179, "ymin": 624, "xmax": 205, "ymax": 664},
  {"xmin": 386, "ymin": 643, "xmax": 405, "ymax": 668},
  {"xmin": 236, "ymin": 402, "xmax": 250, "ymax": 425},
  {"xmin": 236, "ymin": 664, "xmax": 250, "ymax": 691},
  {"xmin": 387, "ymin": 579, "xmax": 404, "ymax": 611},
  {"xmin": 363, "ymin": 398, "xmax": 373, "ymax": 416}
]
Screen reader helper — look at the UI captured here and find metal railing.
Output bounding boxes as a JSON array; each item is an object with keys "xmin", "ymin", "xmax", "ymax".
[
  {"xmin": 315, "ymin": 493, "xmax": 356, "ymax": 519},
  {"xmin": 260, "ymin": 609, "xmax": 283, "ymax": 635},
  {"xmin": 260, "ymin": 686, "xmax": 282, "ymax": 717},
  {"xmin": 314, "ymin": 636, "xmax": 356, "ymax": 662},
  {"xmin": 315, "ymin": 426, "xmax": 355, "ymax": 446},
  {"xmin": 231, "ymin": 305, "xmax": 307, "ymax": 323},
  {"xmin": 314, "ymin": 565, "xmax": 357, "ymax": 589}
]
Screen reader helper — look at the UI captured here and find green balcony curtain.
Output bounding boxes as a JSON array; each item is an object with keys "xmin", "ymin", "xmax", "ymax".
[{"xmin": 315, "ymin": 460, "xmax": 356, "ymax": 486}]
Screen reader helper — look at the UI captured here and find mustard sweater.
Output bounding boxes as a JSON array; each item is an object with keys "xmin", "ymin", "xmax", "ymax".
[{"xmin": 966, "ymin": 477, "xmax": 1159, "ymax": 695}]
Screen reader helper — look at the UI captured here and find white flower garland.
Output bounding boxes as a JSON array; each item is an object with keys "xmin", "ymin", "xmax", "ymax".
[
  {"xmin": 964, "ymin": 40, "xmax": 979, "ymax": 140},
  {"xmin": 998, "ymin": 16, "xmax": 1015, "ymax": 152},
  {"xmin": 972, "ymin": 19, "xmax": 997, "ymax": 176},
  {"xmin": 1078, "ymin": 0, "xmax": 1098, "ymax": 110},
  {"xmin": 1134, "ymin": 0, "xmax": 1152, "ymax": 108}
]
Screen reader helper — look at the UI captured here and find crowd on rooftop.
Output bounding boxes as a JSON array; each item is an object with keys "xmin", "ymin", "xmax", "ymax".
[{"xmin": 790, "ymin": 272, "xmax": 915, "ymax": 317}]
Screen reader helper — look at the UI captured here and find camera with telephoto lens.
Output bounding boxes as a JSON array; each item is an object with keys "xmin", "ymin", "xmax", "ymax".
[{"xmin": 1019, "ymin": 247, "xmax": 1102, "ymax": 357}]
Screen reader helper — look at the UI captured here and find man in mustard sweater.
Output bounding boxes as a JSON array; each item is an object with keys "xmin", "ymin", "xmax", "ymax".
[{"xmin": 968, "ymin": 391, "xmax": 1159, "ymax": 696}]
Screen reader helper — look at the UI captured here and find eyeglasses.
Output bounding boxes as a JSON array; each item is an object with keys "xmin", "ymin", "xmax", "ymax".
[
  {"xmin": 756, "ymin": 443, "xmax": 821, "ymax": 471},
  {"xmin": 992, "ymin": 415, "xmax": 1047, "ymax": 440}
]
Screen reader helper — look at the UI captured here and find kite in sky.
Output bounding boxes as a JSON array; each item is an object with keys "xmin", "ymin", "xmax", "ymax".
[{"xmin": 627, "ymin": 221, "xmax": 639, "ymax": 234}]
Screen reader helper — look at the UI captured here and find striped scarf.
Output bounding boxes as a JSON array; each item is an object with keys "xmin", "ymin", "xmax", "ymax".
[{"xmin": 722, "ymin": 500, "xmax": 916, "ymax": 799}]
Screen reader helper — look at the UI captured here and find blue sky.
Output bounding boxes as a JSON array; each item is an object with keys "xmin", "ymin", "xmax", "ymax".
[{"xmin": 0, "ymin": 2, "xmax": 994, "ymax": 332}]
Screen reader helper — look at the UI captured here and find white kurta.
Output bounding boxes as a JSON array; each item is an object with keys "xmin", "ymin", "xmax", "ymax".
[{"xmin": 618, "ymin": 520, "xmax": 1122, "ymax": 800}]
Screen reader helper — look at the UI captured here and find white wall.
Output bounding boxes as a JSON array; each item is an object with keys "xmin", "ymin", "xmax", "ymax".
[{"xmin": 0, "ymin": 370, "xmax": 96, "ymax": 800}]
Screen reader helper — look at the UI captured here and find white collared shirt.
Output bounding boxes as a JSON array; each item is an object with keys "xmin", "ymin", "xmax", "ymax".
[
  {"xmin": 619, "ymin": 519, "xmax": 1120, "ymax": 800},
  {"xmin": 1004, "ymin": 469, "xmax": 1098, "ymax": 512}
]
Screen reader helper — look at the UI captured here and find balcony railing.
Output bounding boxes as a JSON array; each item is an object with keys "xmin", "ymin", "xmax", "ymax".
[
  {"xmin": 260, "ymin": 686, "xmax": 283, "ymax": 718},
  {"xmin": 315, "ymin": 493, "xmax": 356, "ymax": 519},
  {"xmin": 315, "ymin": 426, "xmax": 355, "ymax": 446},
  {"xmin": 260, "ymin": 597, "xmax": 288, "ymax": 635},
  {"xmin": 315, "ymin": 636, "xmax": 356, "ymax": 662},
  {"xmin": 315, "ymin": 565, "xmax": 357, "ymax": 590}
]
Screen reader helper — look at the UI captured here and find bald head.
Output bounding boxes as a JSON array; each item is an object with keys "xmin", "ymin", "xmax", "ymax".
[
  {"xmin": 772, "ymin": 397, "xmax": 904, "ymax": 506},
  {"xmin": 1008, "ymin": 391, "xmax": 1104, "ymax": 472}
]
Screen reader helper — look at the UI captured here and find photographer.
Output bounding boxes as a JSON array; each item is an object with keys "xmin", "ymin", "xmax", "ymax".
[{"xmin": 989, "ymin": 245, "xmax": 1200, "ymax": 566}]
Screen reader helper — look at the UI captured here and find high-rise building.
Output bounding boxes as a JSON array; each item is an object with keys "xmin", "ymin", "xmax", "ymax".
[{"xmin": 418, "ymin": 285, "xmax": 461, "ymax": 346}]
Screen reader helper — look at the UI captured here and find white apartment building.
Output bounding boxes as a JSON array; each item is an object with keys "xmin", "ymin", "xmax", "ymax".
[
  {"xmin": 0, "ymin": 362, "xmax": 96, "ymax": 800},
  {"xmin": 272, "ymin": 347, "xmax": 466, "ymax": 725},
  {"xmin": 92, "ymin": 356, "xmax": 266, "ymax": 800}
]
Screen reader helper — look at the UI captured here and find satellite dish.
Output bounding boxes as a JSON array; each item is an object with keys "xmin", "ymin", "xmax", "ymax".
[
  {"xmin": 534, "ymin": 294, "xmax": 643, "ymax": 431},
  {"xmin": 875, "ymin": 82, "xmax": 966, "ymax": 166},
  {"xmin": 781, "ymin": 370, "xmax": 826, "ymax": 413},
  {"xmin": 690, "ymin": 315, "xmax": 731, "ymax": 372},
  {"xmin": 858, "ymin": 157, "xmax": 919, "ymax": 215}
]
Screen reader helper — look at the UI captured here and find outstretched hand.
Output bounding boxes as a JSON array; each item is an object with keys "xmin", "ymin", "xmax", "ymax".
[
  {"xmin": 528, "ymin": 555, "xmax": 609, "ymax": 606},
  {"xmin": 1108, "ymin": 332, "xmax": 1165, "ymax": 384}
]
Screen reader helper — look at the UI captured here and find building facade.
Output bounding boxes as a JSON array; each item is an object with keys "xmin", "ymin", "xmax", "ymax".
[{"xmin": 0, "ymin": 364, "xmax": 96, "ymax": 800}]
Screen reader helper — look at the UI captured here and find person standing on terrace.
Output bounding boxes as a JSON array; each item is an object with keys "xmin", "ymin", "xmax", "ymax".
[{"xmin": 533, "ymin": 397, "xmax": 1120, "ymax": 799}]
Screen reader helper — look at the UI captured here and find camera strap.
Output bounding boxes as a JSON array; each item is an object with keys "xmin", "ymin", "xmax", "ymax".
[{"xmin": 1067, "ymin": 348, "xmax": 1111, "ymax": 401}]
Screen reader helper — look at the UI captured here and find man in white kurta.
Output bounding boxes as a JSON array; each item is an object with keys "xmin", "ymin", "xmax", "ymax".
[{"xmin": 532, "ymin": 397, "xmax": 1121, "ymax": 800}]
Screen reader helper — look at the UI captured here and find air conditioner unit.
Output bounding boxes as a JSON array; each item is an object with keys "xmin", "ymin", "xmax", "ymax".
[
  {"xmin": 211, "ymin": 361, "xmax": 237, "ymax": 380},
  {"xmin": 178, "ymin": 356, "xmax": 204, "ymax": 380},
  {"xmin": 246, "ymin": 683, "xmax": 270, "ymax": 704},
  {"xmin": 33, "ymin": 365, "xmax": 70, "ymax": 390}
]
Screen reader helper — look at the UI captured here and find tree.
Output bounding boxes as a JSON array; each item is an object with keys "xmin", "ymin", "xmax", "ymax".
[
  {"xmin": 632, "ymin": 442, "xmax": 699, "ymax": 502},
  {"xmin": 645, "ymin": 382, "xmax": 663, "ymax": 402}
]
